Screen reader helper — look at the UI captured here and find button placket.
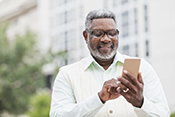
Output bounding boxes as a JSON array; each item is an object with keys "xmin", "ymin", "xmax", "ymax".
[
  {"xmin": 109, "ymin": 110, "xmax": 113, "ymax": 114},
  {"xmin": 103, "ymin": 71, "xmax": 107, "ymax": 81}
]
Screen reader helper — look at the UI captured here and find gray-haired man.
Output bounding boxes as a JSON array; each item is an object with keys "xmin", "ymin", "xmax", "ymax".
[{"xmin": 50, "ymin": 9, "xmax": 170, "ymax": 117}]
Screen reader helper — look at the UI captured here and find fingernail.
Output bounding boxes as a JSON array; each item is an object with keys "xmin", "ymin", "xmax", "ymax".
[
  {"xmin": 124, "ymin": 70, "xmax": 127, "ymax": 74},
  {"xmin": 116, "ymin": 87, "xmax": 121, "ymax": 93},
  {"xmin": 116, "ymin": 81, "xmax": 120, "ymax": 84}
]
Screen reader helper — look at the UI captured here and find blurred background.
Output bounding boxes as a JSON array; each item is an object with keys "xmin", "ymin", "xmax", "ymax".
[{"xmin": 0, "ymin": 0, "xmax": 175, "ymax": 117}]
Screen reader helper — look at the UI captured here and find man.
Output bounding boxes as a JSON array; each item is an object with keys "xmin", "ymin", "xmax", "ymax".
[{"xmin": 50, "ymin": 9, "xmax": 170, "ymax": 117}]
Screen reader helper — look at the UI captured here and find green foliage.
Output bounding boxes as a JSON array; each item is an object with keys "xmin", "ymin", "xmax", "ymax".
[
  {"xmin": 0, "ymin": 22, "xmax": 45, "ymax": 114},
  {"xmin": 26, "ymin": 90, "xmax": 50, "ymax": 117},
  {"xmin": 171, "ymin": 112, "xmax": 175, "ymax": 117}
]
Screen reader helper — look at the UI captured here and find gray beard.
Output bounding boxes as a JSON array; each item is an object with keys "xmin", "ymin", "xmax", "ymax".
[{"xmin": 87, "ymin": 43, "xmax": 117, "ymax": 61}]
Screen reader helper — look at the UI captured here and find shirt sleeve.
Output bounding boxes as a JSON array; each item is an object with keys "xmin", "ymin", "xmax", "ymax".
[
  {"xmin": 49, "ymin": 71, "xmax": 104, "ymax": 117},
  {"xmin": 134, "ymin": 59, "xmax": 170, "ymax": 117}
]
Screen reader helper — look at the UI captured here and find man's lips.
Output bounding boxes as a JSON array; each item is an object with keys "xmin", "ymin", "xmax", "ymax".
[
  {"xmin": 98, "ymin": 45, "xmax": 113, "ymax": 53},
  {"xmin": 98, "ymin": 45, "xmax": 113, "ymax": 49}
]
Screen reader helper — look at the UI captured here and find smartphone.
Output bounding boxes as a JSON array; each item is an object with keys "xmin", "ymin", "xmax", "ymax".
[{"xmin": 122, "ymin": 58, "xmax": 141, "ymax": 81}]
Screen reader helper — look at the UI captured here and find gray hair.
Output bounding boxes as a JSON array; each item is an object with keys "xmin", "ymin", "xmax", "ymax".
[{"xmin": 85, "ymin": 9, "xmax": 116, "ymax": 29}]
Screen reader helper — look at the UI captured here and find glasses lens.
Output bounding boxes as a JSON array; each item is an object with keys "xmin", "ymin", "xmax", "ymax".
[
  {"xmin": 108, "ymin": 30, "xmax": 117, "ymax": 37},
  {"xmin": 92, "ymin": 30, "xmax": 104, "ymax": 37}
]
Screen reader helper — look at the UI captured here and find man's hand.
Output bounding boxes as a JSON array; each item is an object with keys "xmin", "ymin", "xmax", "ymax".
[
  {"xmin": 98, "ymin": 78, "xmax": 121, "ymax": 103},
  {"xmin": 116, "ymin": 70, "xmax": 144, "ymax": 108}
]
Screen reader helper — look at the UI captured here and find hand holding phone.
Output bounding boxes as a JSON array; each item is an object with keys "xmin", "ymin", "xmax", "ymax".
[{"xmin": 122, "ymin": 58, "xmax": 141, "ymax": 81}]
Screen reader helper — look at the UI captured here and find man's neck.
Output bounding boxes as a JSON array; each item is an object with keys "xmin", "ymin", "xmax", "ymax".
[{"xmin": 93, "ymin": 56, "xmax": 115, "ymax": 70}]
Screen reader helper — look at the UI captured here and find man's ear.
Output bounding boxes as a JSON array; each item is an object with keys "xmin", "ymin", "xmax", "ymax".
[{"xmin": 83, "ymin": 30, "xmax": 88, "ymax": 44}]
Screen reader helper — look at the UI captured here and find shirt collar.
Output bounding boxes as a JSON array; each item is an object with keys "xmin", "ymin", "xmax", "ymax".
[{"xmin": 83, "ymin": 51, "xmax": 125, "ymax": 71}]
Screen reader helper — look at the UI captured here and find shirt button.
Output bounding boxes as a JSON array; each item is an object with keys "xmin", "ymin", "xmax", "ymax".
[{"xmin": 109, "ymin": 110, "xmax": 113, "ymax": 114}]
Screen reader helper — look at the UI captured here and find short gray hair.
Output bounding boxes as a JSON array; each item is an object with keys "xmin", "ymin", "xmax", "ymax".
[{"xmin": 85, "ymin": 9, "xmax": 116, "ymax": 29}]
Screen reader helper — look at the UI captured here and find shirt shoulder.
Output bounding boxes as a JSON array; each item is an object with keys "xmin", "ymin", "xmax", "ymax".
[{"xmin": 60, "ymin": 57, "xmax": 89, "ymax": 73}]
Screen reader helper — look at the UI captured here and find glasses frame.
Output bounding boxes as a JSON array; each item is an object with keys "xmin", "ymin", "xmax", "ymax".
[{"xmin": 86, "ymin": 29, "xmax": 119, "ymax": 38}]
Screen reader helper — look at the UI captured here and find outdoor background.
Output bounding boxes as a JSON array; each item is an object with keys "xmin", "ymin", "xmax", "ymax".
[{"xmin": 0, "ymin": 0, "xmax": 175, "ymax": 117}]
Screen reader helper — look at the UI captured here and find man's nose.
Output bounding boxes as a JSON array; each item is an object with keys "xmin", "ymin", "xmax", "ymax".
[{"xmin": 100, "ymin": 34, "xmax": 111, "ymax": 43}]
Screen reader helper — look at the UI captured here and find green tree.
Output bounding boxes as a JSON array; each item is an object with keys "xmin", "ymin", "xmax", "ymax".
[
  {"xmin": 26, "ymin": 90, "xmax": 50, "ymax": 117},
  {"xmin": 171, "ymin": 112, "xmax": 175, "ymax": 117},
  {"xmin": 0, "ymin": 22, "xmax": 46, "ymax": 115}
]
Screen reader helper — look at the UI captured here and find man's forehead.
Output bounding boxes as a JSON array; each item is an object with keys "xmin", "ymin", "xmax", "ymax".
[
  {"xmin": 90, "ymin": 18, "xmax": 116, "ymax": 29},
  {"xmin": 91, "ymin": 18, "xmax": 115, "ymax": 23}
]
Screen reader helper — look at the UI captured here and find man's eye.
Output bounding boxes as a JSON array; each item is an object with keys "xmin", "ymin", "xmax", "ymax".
[
  {"xmin": 94, "ymin": 33, "xmax": 102, "ymax": 37},
  {"xmin": 93, "ymin": 30, "xmax": 103, "ymax": 37},
  {"xmin": 108, "ymin": 31, "xmax": 117, "ymax": 36}
]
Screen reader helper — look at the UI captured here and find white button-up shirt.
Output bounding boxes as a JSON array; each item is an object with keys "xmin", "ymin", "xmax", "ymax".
[{"xmin": 50, "ymin": 52, "xmax": 170, "ymax": 117}]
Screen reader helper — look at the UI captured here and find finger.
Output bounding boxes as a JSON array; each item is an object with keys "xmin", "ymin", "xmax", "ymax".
[
  {"xmin": 116, "ymin": 81, "xmax": 131, "ymax": 94},
  {"xmin": 105, "ymin": 84, "xmax": 112, "ymax": 92},
  {"xmin": 111, "ymin": 78, "xmax": 118, "ymax": 86},
  {"xmin": 104, "ymin": 81, "xmax": 112, "ymax": 92},
  {"xmin": 117, "ymin": 77, "xmax": 135, "ymax": 93},
  {"xmin": 123, "ymin": 70, "xmax": 138, "ymax": 86},
  {"xmin": 117, "ymin": 84, "xmax": 132, "ymax": 100},
  {"xmin": 105, "ymin": 79, "xmax": 118, "ymax": 93},
  {"xmin": 116, "ymin": 77, "xmax": 121, "ymax": 84},
  {"xmin": 138, "ymin": 72, "xmax": 144, "ymax": 85},
  {"xmin": 110, "ymin": 79, "xmax": 119, "ymax": 93},
  {"xmin": 119, "ymin": 89, "xmax": 132, "ymax": 101},
  {"xmin": 116, "ymin": 86, "xmax": 122, "ymax": 93}
]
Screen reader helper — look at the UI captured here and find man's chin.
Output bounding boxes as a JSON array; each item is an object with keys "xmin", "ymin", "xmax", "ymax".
[
  {"xmin": 89, "ymin": 48, "xmax": 117, "ymax": 61},
  {"xmin": 94, "ymin": 53, "xmax": 115, "ymax": 61}
]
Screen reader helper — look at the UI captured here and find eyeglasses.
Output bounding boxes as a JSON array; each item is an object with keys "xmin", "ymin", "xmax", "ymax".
[{"xmin": 86, "ymin": 29, "xmax": 119, "ymax": 38}]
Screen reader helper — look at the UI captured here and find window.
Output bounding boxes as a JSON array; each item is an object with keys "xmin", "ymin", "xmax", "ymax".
[
  {"xmin": 67, "ymin": 30, "xmax": 75, "ymax": 51},
  {"xmin": 64, "ymin": 11, "xmax": 67, "ymax": 24},
  {"xmin": 58, "ymin": 33, "xmax": 65, "ymax": 51},
  {"xmin": 134, "ymin": 8, "xmax": 137, "ymax": 34},
  {"xmin": 79, "ymin": 6, "xmax": 84, "ymax": 18},
  {"xmin": 123, "ymin": 45, "xmax": 130, "ymax": 55},
  {"xmin": 122, "ymin": 11, "xmax": 129, "ymax": 37},
  {"xmin": 113, "ymin": 0, "xmax": 120, "ymax": 7},
  {"xmin": 122, "ymin": 0, "xmax": 128, "ymax": 4},
  {"xmin": 67, "ymin": 9, "xmax": 75, "ymax": 22},
  {"xmin": 144, "ymin": 5, "xmax": 148, "ymax": 32},
  {"xmin": 67, "ymin": 30, "xmax": 75, "ymax": 64},
  {"xmin": 64, "ymin": 31, "xmax": 68, "ymax": 64},
  {"xmin": 64, "ymin": 31, "xmax": 68, "ymax": 51},
  {"xmin": 135, "ymin": 43, "xmax": 138, "ymax": 57},
  {"xmin": 145, "ymin": 40, "xmax": 149, "ymax": 57},
  {"xmin": 58, "ymin": 0, "xmax": 64, "ymax": 6},
  {"xmin": 49, "ymin": 0, "xmax": 61, "ymax": 8},
  {"xmin": 59, "ymin": 13, "xmax": 65, "ymax": 25}
]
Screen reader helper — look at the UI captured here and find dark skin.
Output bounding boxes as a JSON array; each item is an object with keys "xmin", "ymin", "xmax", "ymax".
[
  {"xmin": 117, "ymin": 71, "xmax": 144, "ymax": 108},
  {"xmin": 83, "ymin": 18, "xmax": 144, "ymax": 108},
  {"xmin": 83, "ymin": 18, "xmax": 118, "ymax": 70}
]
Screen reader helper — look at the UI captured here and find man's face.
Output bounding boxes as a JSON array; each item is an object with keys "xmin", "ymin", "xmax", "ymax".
[{"xmin": 84, "ymin": 18, "xmax": 119, "ymax": 61}]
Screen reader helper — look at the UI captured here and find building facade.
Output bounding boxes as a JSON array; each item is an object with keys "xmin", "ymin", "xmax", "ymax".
[
  {"xmin": 1, "ymin": 0, "xmax": 174, "ymax": 113},
  {"xmin": 0, "ymin": 0, "xmax": 38, "ymax": 41}
]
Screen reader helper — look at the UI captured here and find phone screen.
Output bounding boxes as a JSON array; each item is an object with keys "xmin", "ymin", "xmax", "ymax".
[{"xmin": 122, "ymin": 58, "xmax": 141, "ymax": 80}]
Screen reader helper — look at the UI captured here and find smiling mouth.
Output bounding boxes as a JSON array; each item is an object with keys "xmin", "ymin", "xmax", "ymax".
[
  {"xmin": 97, "ymin": 45, "xmax": 113, "ymax": 54},
  {"xmin": 98, "ymin": 45, "xmax": 113, "ymax": 49}
]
